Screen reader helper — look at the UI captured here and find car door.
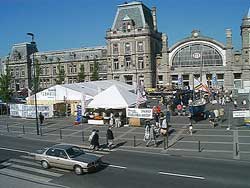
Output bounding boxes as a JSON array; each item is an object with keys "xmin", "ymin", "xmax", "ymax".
[
  {"xmin": 54, "ymin": 149, "xmax": 73, "ymax": 170},
  {"xmin": 45, "ymin": 148, "xmax": 59, "ymax": 167}
]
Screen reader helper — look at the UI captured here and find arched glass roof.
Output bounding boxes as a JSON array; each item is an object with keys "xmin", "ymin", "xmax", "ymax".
[{"xmin": 172, "ymin": 43, "xmax": 223, "ymax": 67}]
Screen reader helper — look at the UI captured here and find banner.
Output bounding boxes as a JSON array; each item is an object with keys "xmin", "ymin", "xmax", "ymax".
[
  {"xmin": 75, "ymin": 105, "xmax": 82, "ymax": 123},
  {"xmin": 126, "ymin": 108, "xmax": 153, "ymax": 119},
  {"xmin": 10, "ymin": 104, "xmax": 53, "ymax": 118}
]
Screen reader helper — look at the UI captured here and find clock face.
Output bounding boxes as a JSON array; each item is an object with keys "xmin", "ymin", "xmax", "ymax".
[
  {"xmin": 192, "ymin": 52, "xmax": 201, "ymax": 59},
  {"xmin": 193, "ymin": 32, "xmax": 199, "ymax": 37}
]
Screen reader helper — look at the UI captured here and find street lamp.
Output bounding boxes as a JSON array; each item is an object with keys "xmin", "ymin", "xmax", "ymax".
[{"xmin": 27, "ymin": 32, "xmax": 39, "ymax": 135}]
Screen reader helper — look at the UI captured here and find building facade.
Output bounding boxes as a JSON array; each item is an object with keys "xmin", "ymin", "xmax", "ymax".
[{"xmin": 1, "ymin": 1, "xmax": 250, "ymax": 93}]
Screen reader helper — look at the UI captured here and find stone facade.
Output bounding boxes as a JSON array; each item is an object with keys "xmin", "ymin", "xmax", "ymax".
[
  {"xmin": 1, "ymin": 2, "xmax": 250, "ymax": 92},
  {"xmin": 106, "ymin": 2, "xmax": 162, "ymax": 88}
]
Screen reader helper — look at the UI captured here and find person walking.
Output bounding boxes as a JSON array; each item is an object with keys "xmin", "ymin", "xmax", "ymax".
[
  {"xmin": 106, "ymin": 126, "xmax": 114, "ymax": 150},
  {"xmin": 90, "ymin": 130, "xmax": 100, "ymax": 151},
  {"xmin": 39, "ymin": 112, "xmax": 44, "ymax": 125},
  {"xmin": 189, "ymin": 121, "xmax": 193, "ymax": 135}
]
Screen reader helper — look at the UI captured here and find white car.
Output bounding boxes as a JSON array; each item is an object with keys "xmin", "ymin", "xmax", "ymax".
[{"xmin": 35, "ymin": 144, "xmax": 102, "ymax": 175}]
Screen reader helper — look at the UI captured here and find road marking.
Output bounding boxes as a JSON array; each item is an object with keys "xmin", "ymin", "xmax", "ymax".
[
  {"xmin": 0, "ymin": 168, "xmax": 52, "ymax": 182},
  {"xmin": 20, "ymin": 155, "xmax": 34, "ymax": 160},
  {"xmin": 9, "ymin": 158, "xmax": 40, "ymax": 167},
  {"xmin": 159, "ymin": 171, "xmax": 205, "ymax": 180},
  {"xmin": 0, "ymin": 147, "xmax": 31, "ymax": 154},
  {"xmin": 108, "ymin": 164, "xmax": 127, "ymax": 169},
  {"xmin": 2, "ymin": 162, "xmax": 62, "ymax": 177}
]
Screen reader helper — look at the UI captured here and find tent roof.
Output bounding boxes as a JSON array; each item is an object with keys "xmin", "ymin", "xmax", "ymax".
[{"xmin": 87, "ymin": 85, "xmax": 137, "ymax": 109}]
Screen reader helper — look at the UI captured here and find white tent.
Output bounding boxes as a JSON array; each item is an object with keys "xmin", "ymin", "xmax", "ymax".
[{"xmin": 87, "ymin": 85, "xmax": 137, "ymax": 109}]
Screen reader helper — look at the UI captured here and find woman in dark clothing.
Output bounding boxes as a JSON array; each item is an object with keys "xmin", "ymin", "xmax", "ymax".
[
  {"xmin": 107, "ymin": 126, "xmax": 114, "ymax": 150},
  {"xmin": 90, "ymin": 130, "xmax": 99, "ymax": 150}
]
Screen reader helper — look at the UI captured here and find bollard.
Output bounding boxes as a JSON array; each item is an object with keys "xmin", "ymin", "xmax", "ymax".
[
  {"xmin": 106, "ymin": 133, "xmax": 108, "ymax": 145},
  {"xmin": 133, "ymin": 136, "xmax": 136, "ymax": 147},
  {"xmin": 198, "ymin": 141, "xmax": 201, "ymax": 152},
  {"xmin": 82, "ymin": 131, "xmax": 84, "ymax": 142},
  {"xmin": 235, "ymin": 143, "xmax": 239, "ymax": 156},
  {"xmin": 7, "ymin": 123, "xmax": 9, "ymax": 132},
  {"xmin": 40, "ymin": 126, "xmax": 42, "ymax": 136},
  {"xmin": 164, "ymin": 136, "xmax": 166, "ymax": 150},
  {"xmin": 60, "ymin": 129, "xmax": 62, "ymax": 139},
  {"xmin": 166, "ymin": 134, "xmax": 169, "ymax": 149},
  {"xmin": 23, "ymin": 125, "xmax": 25, "ymax": 134}
]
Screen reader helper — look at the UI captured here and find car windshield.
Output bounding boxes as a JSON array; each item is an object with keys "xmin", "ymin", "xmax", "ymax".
[{"xmin": 66, "ymin": 146, "xmax": 85, "ymax": 158}]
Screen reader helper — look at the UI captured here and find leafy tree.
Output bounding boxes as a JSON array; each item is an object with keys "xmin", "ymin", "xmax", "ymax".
[
  {"xmin": 77, "ymin": 64, "xmax": 85, "ymax": 82},
  {"xmin": 0, "ymin": 64, "xmax": 12, "ymax": 102},
  {"xmin": 56, "ymin": 63, "xmax": 65, "ymax": 84},
  {"xmin": 33, "ymin": 59, "xmax": 41, "ymax": 92},
  {"xmin": 91, "ymin": 60, "xmax": 99, "ymax": 81}
]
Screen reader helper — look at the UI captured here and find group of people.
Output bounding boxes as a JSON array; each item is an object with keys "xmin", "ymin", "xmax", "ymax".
[{"xmin": 88, "ymin": 125, "xmax": 114, "ymax": 151}]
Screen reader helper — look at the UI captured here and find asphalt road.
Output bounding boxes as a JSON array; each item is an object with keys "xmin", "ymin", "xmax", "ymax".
[{"xmin": 0, "ymin": 135, "xmax": 249, "ymax": 188}]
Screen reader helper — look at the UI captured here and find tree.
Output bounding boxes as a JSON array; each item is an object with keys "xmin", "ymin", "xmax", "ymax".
[
  {"xmin": 56, "ymin": 63, "xmax": 65, "ymax": 84},
  {"xmin": 77, "ymin": 64, "xmax": 85, "ymax": 82},
  {"xmin": 33, "ymin": 59, "xmax": 41, "ymax": 92},
  {"xmin": 91, "ymin": 60, "xmax": 99, "ymax": 81},
  {"xmin": 0, "ymin": 64, "xmax": 12, "ymax": 103}
]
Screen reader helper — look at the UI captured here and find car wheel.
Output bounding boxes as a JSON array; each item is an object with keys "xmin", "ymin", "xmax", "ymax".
[
  {"xmin": 41, "ymin": 160, "xmax": 49, "ymax": 169},
  {"xmin": 74, "ymin": 165, "xmax": 83, "ymax": 175}
]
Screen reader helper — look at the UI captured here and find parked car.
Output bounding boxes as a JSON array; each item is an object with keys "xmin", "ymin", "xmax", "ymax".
[{"xmin": 35, "ymin": 144, "xmax": 102, "ymax": 175}]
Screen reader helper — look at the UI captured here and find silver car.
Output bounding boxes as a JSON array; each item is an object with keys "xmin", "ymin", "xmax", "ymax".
[{"xmin": 35, "ymin": 144, "xmax": 102, "ymax": 175}]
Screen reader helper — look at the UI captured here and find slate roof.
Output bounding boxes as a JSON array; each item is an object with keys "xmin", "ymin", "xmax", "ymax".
[{"xmin": 112, "ymin": 1, "xmax": 154, "ymax": 30}]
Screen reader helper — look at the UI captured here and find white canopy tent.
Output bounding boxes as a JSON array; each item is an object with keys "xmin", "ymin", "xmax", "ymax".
[{"xmin": 87, "ymin": 85, "xmax": 137, "ymax": 109}]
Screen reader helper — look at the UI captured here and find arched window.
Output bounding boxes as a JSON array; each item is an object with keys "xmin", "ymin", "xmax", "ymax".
[{"xmin": 172, "ymin": 43, "xmax": 223, "ymax": 67}]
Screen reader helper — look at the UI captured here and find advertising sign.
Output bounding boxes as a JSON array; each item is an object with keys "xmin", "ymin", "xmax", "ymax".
[
  {"xmin": 126, "ymin": 108, "xmax": 153, "ymax": 119},
  {"xmin": 233, "ymin": 110, "xmax": 250, "ymax": 118},
  {"xmin": 75, "ymin": 105, "xmax": 82, "ymax": 123}
]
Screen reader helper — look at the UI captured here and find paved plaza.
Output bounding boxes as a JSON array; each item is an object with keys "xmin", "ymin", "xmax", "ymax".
[{"xmin": 1, "ymin": 110, "xmax": 250, "ymax": 161}]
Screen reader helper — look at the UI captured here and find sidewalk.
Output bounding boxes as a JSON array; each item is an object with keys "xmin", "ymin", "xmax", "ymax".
[{"xmin": 1, "ymin": 115, "xmax": 250, "ymax": 161}]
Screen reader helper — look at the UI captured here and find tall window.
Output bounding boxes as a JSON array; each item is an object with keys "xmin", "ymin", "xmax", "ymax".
[
  {"xmin": 125, "ymin": 56, "xmax": 131, "ymax": 69},
  {"xmin": 138, "ymin": 57, "xmax": 144, "ymax": 69},
  {"xmin": 125, "ymin": 43, "xmax": 131, "ymax": 54},
  {"xmin": 53, "ymin": 66, "xmax": 57, "ymax": 75},
  {"xmin": 114, "ymin": 58, "xmax": 119, "ymax": 70},
  {"xmin": 113, "ymin": 43, "xmax": 119, "ymax": 54},
  {"xmin": 137, "ymin": 42, "xmax": 144, "ymax": 52}
]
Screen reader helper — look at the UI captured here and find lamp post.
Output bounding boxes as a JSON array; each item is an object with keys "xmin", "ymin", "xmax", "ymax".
[{"xmin": 27, "ymin": 32, "xmax": 39, "ymax": 135}]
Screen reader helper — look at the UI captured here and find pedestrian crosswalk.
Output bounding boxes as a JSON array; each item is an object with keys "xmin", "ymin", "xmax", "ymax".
[{"xmin": 0, "ymin": 154, "xmax": 70, "ymax": 183}]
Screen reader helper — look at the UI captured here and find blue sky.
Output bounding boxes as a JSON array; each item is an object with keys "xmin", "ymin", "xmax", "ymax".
[{"xmin": 0, "ymin": 0, "xmax": 249, "ymax": 56}]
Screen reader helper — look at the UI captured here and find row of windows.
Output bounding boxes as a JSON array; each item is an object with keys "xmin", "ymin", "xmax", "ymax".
[
  {"xmin": 113, "ymin": 41, "xmax": 144, "ymax": 55},
  {"xmin": 113, "ymin": 56, "xmax": 144, "ymax": 70},
  {"xmin": 39, "ymin": 54, "xmax": 100, "ymax": 62},
  {"xmin": 10, "ymin": 68, "xmax": 25, "ymax": 77}
]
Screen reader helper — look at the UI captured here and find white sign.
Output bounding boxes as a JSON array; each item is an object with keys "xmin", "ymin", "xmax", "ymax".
[
  {"xmin": 126, "ymin": 108, "xmax": 153, "ymax": 119},
  {"xmin": 10, "ymin": 104, "xmax": 53, "ymax": 118},
  {"xmin": 233, "ymin": 110, "xmax": 250, "ymax": 118}
]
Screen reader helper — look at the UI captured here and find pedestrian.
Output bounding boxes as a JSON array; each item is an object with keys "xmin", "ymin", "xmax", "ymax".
[
  {"xmin": 189, "ymin": 121, "xmax": 193, "ymax": 135},
  {"xmin": 160, "ymin": 118, "xmax": 168, "ymax": 136},
  {"xmin": 106, "ymin": 126, "xmax": 114, "ymax": 150},
  {"xmin": 144, "ymin": 121, "xmax": 150, "ymax": 144},
  {"xmin": 90, "ymin": 130, "xmax": 100, "ymax": 151},
  {"xmin": 109, "ymin": 112, "xmax": 114, "ymax": 126},
  {"xmin": 221, "ymin": 97, "xmax": 225, "ymax": 106},
  {"xmin": 88, "ymin": 129, "xmax": 96, "ymax": 149},
  {"xmin": 39, "ymin": 112, "xmax": 44, "ymax": 125},
  {"xmin": 234, "ymin": 100, "xmax": 237, "ymax": 108},
  {"xmin": 147, "ymin": 124, "xmax": 157, "ymax": 147},
  {"xmin": 114, "ymin": 112, "xmax": 121, "ymax": 128}
]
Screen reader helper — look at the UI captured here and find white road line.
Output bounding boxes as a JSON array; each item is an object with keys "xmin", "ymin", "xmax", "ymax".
[
  {"xmin": 159, "ymin": 171, "xmax": 205, "ymax": 180},
  {"xmin": 0, "ymin": 168, "xmax": 52, "ymax": 182},
  {"xmin": 108, "ymin": 164, "xmax": 127, "ymax": 169},
  {"xmin": 2, "ymin": 162, "xmax": 62, "ymax": 177},
  {"xmin": 9, "ymin": 159, "xmax": 40, "ymax": 167},
  {"xmin": 0, "ymin": 147, "xmax": 30, "ymax": 154},
  {"xmin": 20, "ymin": 155, "xmax": 34, "ymax": 160}
]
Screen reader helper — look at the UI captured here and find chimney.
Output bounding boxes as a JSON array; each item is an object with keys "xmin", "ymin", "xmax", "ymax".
[
  {"xmin": 151, "ymin": 7, "xmax": 157, "ymax": 31},
  {"xmin": 226, "ymin": 28, "xmax": 233, "ymax": 49}
]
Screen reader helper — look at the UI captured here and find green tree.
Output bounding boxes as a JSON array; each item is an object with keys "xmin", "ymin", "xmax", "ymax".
[
  {"xmin": 77, "ymin": 64, "xmax": 85, "ymax": 82},
  {"xmin": 34, "ymin": 59, "xmax": 41, "ymax": 92},
  {"xmin": 91, "ymin": 60, "xmax": 99, "ymax": 81},
  {"xmin": 0, "ymin": 64, "xmax": 12, "ymax": 102},
  {"xmin": 56, "ymin": 63, "xmax": 65, "ymax": 84}
]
